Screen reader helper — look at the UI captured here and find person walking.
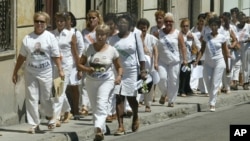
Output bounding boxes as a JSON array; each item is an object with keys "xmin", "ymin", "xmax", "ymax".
[
  {"xmin": 109, "ymin": 13, "xmax": 147, "ymax": 135},
  {"xmin": 12, "ymin": 11, "xmax": 64, "ymax": 133},
  {"xmin": 157, "ymin": 12, "xmax": 187, "ymax": 107},
  {"xmin": 78, "ymin": 24, "xmax": 123, "ymax": 141},
  {"xmin": 51, "ymin": 12, "xmax": 79, "ymax": 124},
  {"xmin": 194, "ymin": 16, "xmax": 229, "ymax": 112}
]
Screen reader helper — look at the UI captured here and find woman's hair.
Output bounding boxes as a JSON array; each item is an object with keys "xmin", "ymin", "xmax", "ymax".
[
  {"xmin": 208, "ymin": 16, "xmax": 221, "ymax": 27},
  {"xmin": 55, "ymin": 11, "xmax": 71, "ymax": 21},
  {"xmin": 96, "ymin": 24, "xmax": 110, "ymax": 35},
  {"xmin": 198, "ymin": 13, "xmax": 206, "ymax": 20},
  {"xmin": 68, "ymin": 12, "xmax": 77, "ymax": 27},
  {"xmin": 137, "ymin": 18, "xmax": 150, "ymax": 28},
  {"xmin": 165, "ymin": 12, "xmax": 174, "ymax": 21},
  {"xmin": 221, "ymin": 12, "xmax": 231, "ymax": 30},
  {"xmin": 230, "ymin": 7, "xmax": 239, "ymax": 15},
  {"xmin": 86, "ymin": 10, "xmax": 103, "ymax": 28},
  {"xmin": 155, "ymin": 10, "xmax": 165, "ymax": 18},
  {"xmin": 117, "ymin": 13, "xmax": 133, "ymax": 30},
  {"xmin": 104, "ymin": 13, "xmax": 117, "ymax": 25},
  {"xmin": 180, "ymin": 18, "xmax": 190, "ymax": 28},
  {"xmin": 33, "ymin": 11, "xmax": 50, "ymax": 24}
]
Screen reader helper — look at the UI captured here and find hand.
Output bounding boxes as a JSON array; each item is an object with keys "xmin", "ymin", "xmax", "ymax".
[
  {"xmin": 154, "ymin": 63, "xmax": 159, "ymax": 71},
  {"xmin": 87, "ymin": 67, "xmax": 95, "ymax": 74},
  {"xmin": 77, "ymin": 71, "xmax": 83, "ymax": 80},
  {"xmin": 153, "ymin": 31, "xmax": 159, "ymax": 39},
  {"xmin": 226, "ymin": 67, "xmax": 230, "ymax": 74},
  {"xmin": 114, "ymin": 75, "xmax": 122, "ymax": 85},
  {"xmin": 140, "ymin": 70, "xmax": 147, "ymax": 80},
  {"xmin": 182, "ymin": 60, "xmax": 188, "ymax": 66},
  {"xmin": 58, "ymin": 70, "xmax": 65, "ymax": 80},
  {"xmin": 192, "ymin": 61, "xmax": 198, "ymax": 67},
  {"xmin": 187, "ymin": 33, "xmax": 194, "ymax": 40},
  {"xmin": 12, "ymin": 73, "xmax": 18, "ymax": 84}
]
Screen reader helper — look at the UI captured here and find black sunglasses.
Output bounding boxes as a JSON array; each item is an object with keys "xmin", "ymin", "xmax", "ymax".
[{"xmin": 34, "ymin": 20, "xmax": 46, "ymax": 24}]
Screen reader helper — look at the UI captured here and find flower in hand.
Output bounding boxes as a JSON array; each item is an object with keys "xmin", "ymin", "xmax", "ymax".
[{"xmin": 141, "ymin": 81, "xmax": 149, "ymax": 94}]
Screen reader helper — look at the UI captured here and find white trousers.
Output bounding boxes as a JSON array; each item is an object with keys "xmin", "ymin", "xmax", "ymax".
[
  {"xmin": 230, "ymin": 55, "xmax": 241, "ymax": 81},
  {"xmin": 203, "ymin": 59, "xmax": 225, "ymax": 106},
  {"xmin": 24, "ymin": 71, "xmax": 54, "ymax": 126},
  {"xmin": 241, "ymin": 48, "xmax": 250, "ymax": 83},
  {"xmin": 79, "ymin": 77, "xmax": 91, "ymax": 109},
  {"xmin": 86, "ymin": 77, "xmax": 114, "ymax": 133},
  {"xmin": 158, "ymin": 62, "xmax": 180, "ymax": 103},
  {"xmin": 222, "ymin": 58, "xmax": 232, "ymax": 90}
]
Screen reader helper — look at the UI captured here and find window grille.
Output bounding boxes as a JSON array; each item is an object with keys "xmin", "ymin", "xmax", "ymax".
[
  {"xmin": 127, "ymin": 0, "xmax": 138, "ymax": 18},
  {"xmin": 0, "ymin": 0, "xmax": 11, "ymax": 52}
]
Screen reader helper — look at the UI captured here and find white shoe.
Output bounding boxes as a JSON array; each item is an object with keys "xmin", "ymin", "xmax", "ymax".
[{"xmin": 210, "ymin": 106, "xmax": 216, "ymax": 112}]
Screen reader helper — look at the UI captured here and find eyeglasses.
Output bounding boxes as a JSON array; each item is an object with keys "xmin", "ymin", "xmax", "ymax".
[{"xmin": 34, "ymin": 20, "xmax": 46, "ymax": 24}]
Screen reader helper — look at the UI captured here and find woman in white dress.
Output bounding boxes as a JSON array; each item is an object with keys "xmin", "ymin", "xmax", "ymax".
[
  {"xmin": 194, "ymin": 16, "xmax": 229, "ymax": 112},
  {"xmin": 109, "ymin": 13, "xmax": 147, "ymax": 135}
]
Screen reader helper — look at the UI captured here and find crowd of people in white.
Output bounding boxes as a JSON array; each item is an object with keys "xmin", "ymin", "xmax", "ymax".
[{"xmin": 11, "ymin": 7, "xmax": 250, "ymax": 141}]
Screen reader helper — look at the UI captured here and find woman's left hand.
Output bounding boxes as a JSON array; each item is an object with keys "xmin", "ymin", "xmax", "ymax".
[
  {"xmin": 114, "ymin": 75, "xmax": 122, "ymax": 85},
  {"xmin": 140, "ymin": 70, "xmax": 147, "ymax": 80}
]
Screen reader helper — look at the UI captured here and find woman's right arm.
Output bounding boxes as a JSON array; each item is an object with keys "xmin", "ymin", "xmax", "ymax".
[
  {"xmin": 12, "ymin": 55, "xmax": 26, "ymax": 84},
  {"xmin": 193, "ymin": 40, "xmax": 206, "ymax": 67},
  {"xmin": 77, "ymin": 55, "xmax": 94, "ymax": 74}
]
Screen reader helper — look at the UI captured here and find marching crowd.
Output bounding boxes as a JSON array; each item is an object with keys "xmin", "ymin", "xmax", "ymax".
[{"xmin": 11, "ymin": 7, "xmax": 250, "ymax": 141}]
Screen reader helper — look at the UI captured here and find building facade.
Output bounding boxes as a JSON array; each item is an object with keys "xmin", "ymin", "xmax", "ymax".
[{"xmin": 0, "ymin": 0, "xmax": 249, "ymax": 126}]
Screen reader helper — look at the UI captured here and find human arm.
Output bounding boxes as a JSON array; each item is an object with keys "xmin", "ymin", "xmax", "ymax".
[
  {"xmin": 178, "ymin": 32, "xmax": 187, "ymax": 65},
  {"xmin": 77, "ymin": 54, "xmax": 94, "ymax": 74},
  {"xmin": 12, "ymin": 55, "xmax": 26, "ymax": 84},
  {"xmin": 52, "ymin": 57, "xmax": 64, "ymax": 80},
  {"xmin": 222, "ymin": 42, "xmax": 230, "ymax": 73},
  {"xmin": 135, "ymin": 33, "xmax": 147, "ymax": 80},
  {"xmin": 113, "ymin": 57, "xmax": 123, "ymax": 85},
  {"xmin": 193, "ymin": 40, "xmax": 206, "ymax": 67}
]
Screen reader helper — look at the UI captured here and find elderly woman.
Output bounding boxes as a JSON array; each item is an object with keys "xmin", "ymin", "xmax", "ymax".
[
  {"xmin": 79, "ymin": 10, "xmax": 104, "ymax": 115},
  {"xmin": 194, "ymin": 16, "xmax": 229, "ymax": 112},
  {"xmin": 157, "ymin": 12, "xmax": 187, "ymax": 107},
  {"xmin": 12, "ymin": 11, "xmax": 64, "ymax": 133},
  {"xmin": 78, "ymin": 24, "xmax": 123, "ymax": 141}
]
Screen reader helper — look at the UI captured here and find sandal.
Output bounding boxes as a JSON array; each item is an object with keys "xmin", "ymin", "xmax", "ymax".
[
  {"xmin": 79, "ymin": 106, "xmax": 89, "ymax": 116},
  {"xmin": 56, "ymin": 120, "xmax": 61, "ymax": 127},
  {"xmin": 132, "ymin": 117, "xmax": 140, "ymax": 132},
  {"xmin": 114, "ymin": 127, "xmax": 125, "ymax": 136},
  {"xmin": 94, "ymin": 132, "xmax": 104, "ymax": 141},
  {"xmin": 28, "ymin": 125, "xmax": 44, "ymax": 134},
  {"xmin": 145, "ymin": 106, "xmax": 151, "ymax": 112},
  {"xmin": 62, "ymin": 112, "xmax": 73, "ymax": 123},
  {"xmin": 159, "ymin": 96, "xmax": 166, "ymax": 105},
  {"xmin": 48, "ymin": 121, "xmax": 56, "ymax": 130}
]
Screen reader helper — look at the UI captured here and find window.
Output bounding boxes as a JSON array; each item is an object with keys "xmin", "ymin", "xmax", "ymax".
[{"xmin": 0, "ymin": 0, "xmax": 11, "ymax": 52}]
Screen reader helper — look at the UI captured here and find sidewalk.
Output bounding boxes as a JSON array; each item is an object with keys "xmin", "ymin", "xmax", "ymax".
[{"xmin": 0, "ymin": 88, "xmax": 250, "ymax": 141}]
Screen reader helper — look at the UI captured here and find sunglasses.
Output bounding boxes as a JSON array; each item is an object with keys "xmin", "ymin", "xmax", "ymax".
[
  {"xmin": 164, "ymin": 20, "xmax": 173, "ymax": 23},
  {"xmin": 34, "ymin": 20, "xmax": 46, "ymax": 24}
]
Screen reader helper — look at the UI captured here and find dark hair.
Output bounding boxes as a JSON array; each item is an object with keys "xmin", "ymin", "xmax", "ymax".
[
  {"xmin": 230, "ymin": 7, "xmax": 239, "ymax": 14},
  {"xmin": 238, "ymin": 11, "xmax": 246, "ymax": 21},
  {"xmin": 104, "ymin": 13, "xmax": 117, "ymax": 24},
  {"xmin": 221, "ymin": 12, "xmax": 231, "ymax": 30},
  {"xmin": 55, "ymin": 11, "xmax": 71, "ymax": 21},
  {"xmin": 208, "ymin": 16, "xmax": 221, "ymax": 27},
  {"xmin": 137, "ymin": 18, "xmax": 150, "ymax": 28},
  {"xmin": 198, "ymin": 13, "xmax": 206, "ymax": 20},
  {"xmin": 68, "ymin": 12, "xmax": 76, "ymax": 27},
  {"xmin": 117, "ymin": 13, "xmax": 133, "ymax": 30}
]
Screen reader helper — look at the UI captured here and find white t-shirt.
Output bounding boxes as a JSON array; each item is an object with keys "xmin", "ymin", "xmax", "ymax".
[
  {"xmin": 158, "ymin": 29, "xmax": 181, "ymax": 65},
  {"xmin": 20, "ymin": 30, "xmax": 60, "ymax": 75},
  {"xmin": 51, "ymin": 29, "xmax": 74, "ymax": 68},
  {"xmin": 150, "ymin": 25, "xmax": 165, "ymax": 35},
  {"xmin": 83, "ymin": 44, "xmax": 119, "ymax": 80},
  {"xmin": 144, "ymin": 33, "xmax": 158, "ymax": 69},
  {"xmin": 203, "ymin": 33, "xmax": 226, "ymax": 64}
]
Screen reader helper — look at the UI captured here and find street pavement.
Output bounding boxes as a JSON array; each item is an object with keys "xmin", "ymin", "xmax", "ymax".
[{"xmin": 0, "ymin": 87, "xmax": 250, "ymax": 141}]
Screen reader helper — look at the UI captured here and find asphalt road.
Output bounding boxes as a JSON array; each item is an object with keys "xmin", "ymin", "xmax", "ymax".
[{"xmin": 103, "ymin": 102, "xmax": 250, "ymax": 141}]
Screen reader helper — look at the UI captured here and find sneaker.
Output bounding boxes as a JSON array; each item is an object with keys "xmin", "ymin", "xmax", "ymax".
[{"xmin": 114, "ymin": 128, "xmax": 125, "ymax": 136}]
